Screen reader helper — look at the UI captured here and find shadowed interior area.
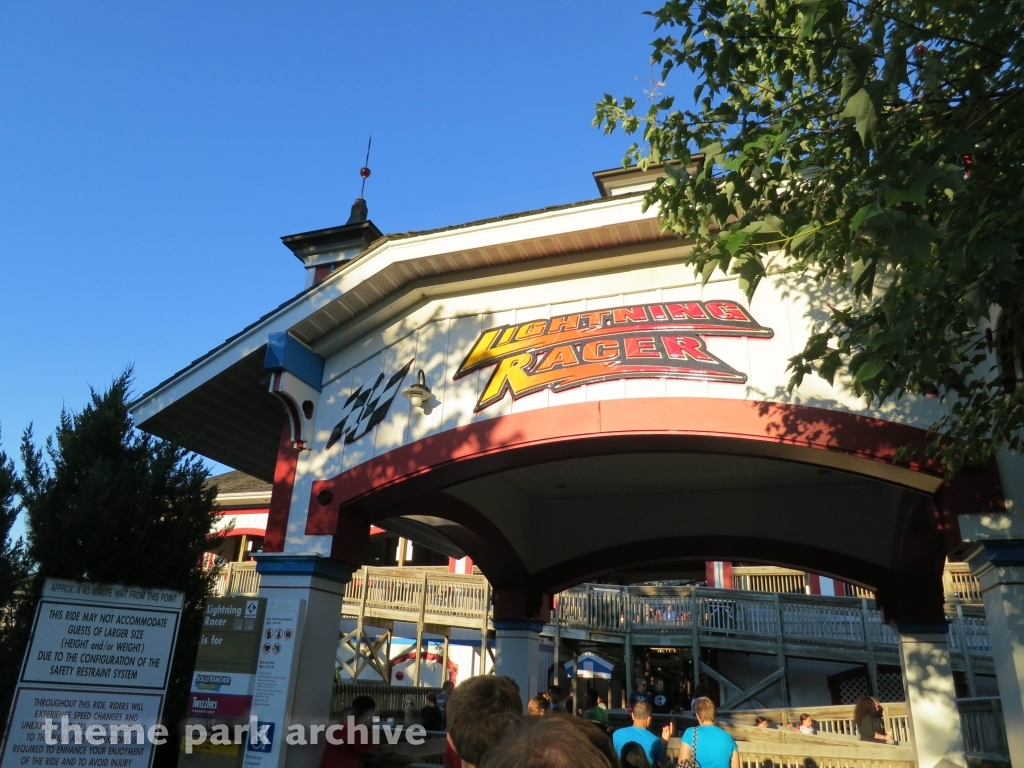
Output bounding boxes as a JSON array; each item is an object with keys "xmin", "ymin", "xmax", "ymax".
[{"xmin": 375, "ymin": 452, "xmax": 937, "ymax": 612}]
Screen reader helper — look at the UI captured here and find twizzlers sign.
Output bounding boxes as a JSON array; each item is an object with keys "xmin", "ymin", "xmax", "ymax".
[{"xmin": 455, "ymin": 301, "xmax": 773, "ymax": 412}]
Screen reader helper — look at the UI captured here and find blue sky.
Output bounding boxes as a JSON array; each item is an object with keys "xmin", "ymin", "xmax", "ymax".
[{"xmin": 0, "ymin": 2, "xmax": 694, "ymax": 532}]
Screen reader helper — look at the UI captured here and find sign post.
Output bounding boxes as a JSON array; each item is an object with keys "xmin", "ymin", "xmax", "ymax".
[{"xmin": 0, "ymin": 579, "xmax": 184, "ymax": 768}]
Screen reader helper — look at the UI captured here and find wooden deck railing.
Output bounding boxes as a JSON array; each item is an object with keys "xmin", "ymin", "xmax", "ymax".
[
  {"xmin": 732, "ymin": 567, "xmax": 808, "ymax": 594},
  {"xmin": 213, "ymin": 561, "xmax": 260, "ymax": 597},
  {"xmin": 342, "ymin": 567, "xmax": 489, "ymax": 626},
  {"xmin": 556, "ymin": 584, "xmax": 990, "ymax": 657},
  {"xmin": 720, "ymin": 703, "xmax": 911, "ymax": 743},
  {"xmin": 957, "ymin": 697, "xmax": 1009, "ymax": 758},
  {"xmin": 721, "ymin": 699, "xmax": 1009, "ymax": 760}
]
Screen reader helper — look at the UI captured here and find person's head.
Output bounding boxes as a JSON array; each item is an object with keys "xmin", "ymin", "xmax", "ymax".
[
  {"xmin": 620, "ymin": 741, "xmax": 652, "ymax": 768},
  {"xmin": 527, "ymin": 695, "xmax": 550, "ymax": 717},
  {"xmin": 631, "ymin": 700, "xmax": 652, "ymax": 727},
  {"xmin": 693, "ymin": 697, "xmax": 716, "ymax": 725},
  {"xmin": 799, "ymin": 714, "xmax": 813, "ymax": 727},
  {"xmin": 585, "ymin": 689, "xmax": 602, "ymax": 709},
  {"xmin": 447, "ymin": 676, "xmax": 523, "ymax": 768},
  {"xmin": 425, "ymin": 693, "xmax": 438, "ymax": 706},
  {"xmin": 547, "ymin": 685, "xmax": 562, "ymax": 703},
  {"xmin": 653, "ymin": 678, "xmax": 665, "ymax": 693},
  {"xmin": 754, "ymin": 716, "xmax": 769, "ymax": 728},
  {"xmin": 635, "ymin": 678, "xmax": 647, "ymax": 692},
  {"xmin": 554, "ymin": 715, "xmax": 617, "ymax": 768},
  {"xmin": 350, "ymin": 695, "xmax": 376, "ymax": 725},
  {"xmin": 442, "ymin": 680, "xmax": 455, "ymax": 694},
  {"xmin": 480, "ymin": 715, "xmax": 614, "ymax": 768},
  {"xmin": 853, "ymin": 697, "xmax": 875, "ymax": 723}
]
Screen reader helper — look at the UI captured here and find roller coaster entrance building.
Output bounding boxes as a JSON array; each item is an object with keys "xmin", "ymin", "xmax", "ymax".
[{"xmin": 131, "ymin": 165, "xmax": 1024, "ymax": 768}]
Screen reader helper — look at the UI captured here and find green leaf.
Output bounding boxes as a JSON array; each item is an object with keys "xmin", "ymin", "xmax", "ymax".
[
  {"xmin": 798, "ymin": 0, "xmax": 833, "ymax": 37},
  {"xmin": 885, "ymin": 187, "xmax": 927, "ymax": 208},
  {"xmin": 723, "ymin": 228, "xmax": 751, "ymax": 255},
  {"xmin": 851, "ymin": 203, "xmax": 883, "ymax": 231},
  {"xmin": 854, "ymin": 359, "xmax": 886, "ymax": 383},
  {"xmin": 840, "ymin": 84, "xmax": 883, "ymax": 148},
  {"xmin": 851, "ymin": 256, "xmax": 877, "ymax": 294}
]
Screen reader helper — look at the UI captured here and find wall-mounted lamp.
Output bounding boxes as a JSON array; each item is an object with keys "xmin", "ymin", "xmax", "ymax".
[{"xmin": 402, "ymin": 369, "xmax": 433, "ymax": 410}]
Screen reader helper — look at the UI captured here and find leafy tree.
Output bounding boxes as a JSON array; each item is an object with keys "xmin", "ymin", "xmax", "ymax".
[
  {"xmin": 595, "ymin": 0, "xmax": 1023, "ymax": 472},
  {"xmin": 10, "ymin": 370, "xmax": 221, "ymax": 765},
  {"xmin": 0, "ymin": 431, "xmax": 31, "ymax": 722}
]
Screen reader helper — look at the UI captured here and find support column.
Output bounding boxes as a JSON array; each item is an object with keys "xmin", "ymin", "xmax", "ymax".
[
  {"xmin": 493, "ymin": 619, "xmax": 543, "ymax": 701},
  {"xmin": 967, "ymin": 541, "xmax": 1024, "ymax": 766},
  {"xmin": 894, "ymin": 621, "xmax": 967, "ymax": 768},
  {"xmin": 254, "ymin": 554, "xmax": 354, "ymax": 768}
]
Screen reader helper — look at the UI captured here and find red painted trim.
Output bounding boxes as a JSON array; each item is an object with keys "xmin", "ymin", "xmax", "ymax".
[
  {"xmin": 307, "ymin": 399, "xmax": 1004, "ymax": 535},
  {"xmin": 264, "ymin": 418, "xmax": 299, "ymax": 553},
  {"xmin": 722, "ymin": 561, "xmax": 733, "ymax": 590},
  {"xmin": 807, "ymin": 573, "xmax": 821, "ymax": 595},
  {"xmin": 222, "ymin": 528, "xmax": 267, "ymax": 537}
]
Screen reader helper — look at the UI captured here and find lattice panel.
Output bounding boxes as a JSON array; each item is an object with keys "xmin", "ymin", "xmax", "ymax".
[
  {"xmin": 837, "ymin": 672, "xmax": 905, "ymax": 704},
  {"xmin": 878, "ymin": 672, "xmax": 905, "ymax": 702}
]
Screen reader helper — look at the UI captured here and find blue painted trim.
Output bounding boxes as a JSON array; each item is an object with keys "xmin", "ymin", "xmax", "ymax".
[
  {"xmin": 892, "ymin": 620, "xmax": 951, "ymax": 637},
  {"xmin": 264, "ymin": 332, "xmax": 325, "ymax": 391},
  {"xmin": 493, "ymin": 619, "xmax": 545, "ymax": 633},
  {"xmin": 252, "ymin": 553, "xmax": 354, "ymax": 583},
  {"xmin": 966, "ymin": 539, "xmax": 1024, "ymax": 570}
]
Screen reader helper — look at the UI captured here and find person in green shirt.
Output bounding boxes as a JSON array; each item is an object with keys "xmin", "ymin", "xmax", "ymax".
[{"xmin": 584, "ymin": 689, "xmax": 609, "ymax": 723}]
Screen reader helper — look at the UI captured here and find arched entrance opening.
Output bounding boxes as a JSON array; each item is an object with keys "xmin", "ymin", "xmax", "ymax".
[{"xmin": 308, "ymin": 398, "xmax": 999, "ymax": 624}]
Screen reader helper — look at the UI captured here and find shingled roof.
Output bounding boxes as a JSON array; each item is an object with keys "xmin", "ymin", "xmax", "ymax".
[{"xmin": 205, "ymin": 470, "xmax": 272, "ymax": 495}]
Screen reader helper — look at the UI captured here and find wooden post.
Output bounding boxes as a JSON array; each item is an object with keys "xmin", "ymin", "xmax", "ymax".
[
  {"xmin": 354, "ymin": 566, "xmax": 369, "ymax": 681},
  {"xmin": 956, "ymin": 603, "xmax": 978, "ymax": 697},
  {"xmin": 773, "ymin": 592, "xmax": 789, "ymax": 706},
  {"xmin": 413, "ymin": 570, "xmax": 428, "ymax": 686},
  {"xmin": 441, "ymin": 631, "xmax": 450, "ymax": 685},
  {"xmin": 572, "ymin": 650, "xmax": 579, "ymax": 716},
  {"xmin": 624, "ymin": 586, "xmax": 633, "ymax": 703},
  {"xmin": 861, "ymin": 598, "xmax": 879, "ymax": 696},
  {"xmin": 397, "ymin": 537, "xmax": 407, "ymax": 567},
  {"xmin": 479, "ymin": 580, "xmax": 490, "ymax": 675},
  {"xmin": 691, "ymin": 586, "xmax": 701, "ymax": 688},
  {"xmin": 237, "ymin": 534, "xmax": 247, "ymax": 562},
  {"xmin": 553, "ymin": 595, "xmax": 561, "ymax": 690}
]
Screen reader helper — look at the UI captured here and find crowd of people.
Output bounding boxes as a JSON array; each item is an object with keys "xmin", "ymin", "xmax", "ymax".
[
  {"xmin": 321, "ymin": 676, "xmax": 743, "ymax": 768},
  {"xmin": 321, "ymin": 677, "xmax": 896, "ymax": 768}
]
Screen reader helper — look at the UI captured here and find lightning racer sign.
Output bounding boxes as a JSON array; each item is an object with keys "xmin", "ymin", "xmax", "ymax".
[{"xmin": 455, "ymin": 301, "xmax": 773, "ymax": 411}]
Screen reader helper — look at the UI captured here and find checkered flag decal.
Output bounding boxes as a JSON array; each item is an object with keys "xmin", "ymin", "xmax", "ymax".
[{"xmin": 326, "ymin": 358, "xmax": 415, "ymax": 449}]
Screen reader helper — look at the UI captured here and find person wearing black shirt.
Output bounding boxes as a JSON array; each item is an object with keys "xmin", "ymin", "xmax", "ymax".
[
  {"xmin": 650, "ymin": 677, "xmax": 673, "ymax": 715},
  {"xmin": 628, "ymin": 678, "xmax": 652, "ymax": 710},
  {"xmin": 421, "ymin": 692, "xmax": 444, "ymax": 731},
  {"xmin": 854, "ymin": 697, "xmax": 894, "ymax": 743}
]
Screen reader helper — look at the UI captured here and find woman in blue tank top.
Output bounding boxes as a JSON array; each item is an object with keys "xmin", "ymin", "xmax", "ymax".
[{"xmin": 677, "ymin": 698, "xmax": 739, "ymax": 768}]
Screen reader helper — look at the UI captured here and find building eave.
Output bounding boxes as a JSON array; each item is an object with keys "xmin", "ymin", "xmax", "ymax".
[{"xmin": 130, "ymin": 191, "xmax": 671, "ymax": 478}]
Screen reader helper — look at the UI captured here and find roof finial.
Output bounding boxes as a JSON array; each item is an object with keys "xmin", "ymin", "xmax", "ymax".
[
  {"xmin": 359, "ymin": 136, "xmax": 372, "ymax": 198},
  {"xmin": 347, "ymin": 137, "xmax": 372, "ymax": 225}
]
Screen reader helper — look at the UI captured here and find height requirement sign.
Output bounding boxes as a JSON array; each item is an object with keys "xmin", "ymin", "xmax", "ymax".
[{"xmin": 0, "ymin": 579, "xmax": 184, "ymax": 768}]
